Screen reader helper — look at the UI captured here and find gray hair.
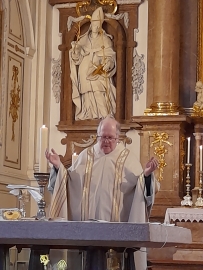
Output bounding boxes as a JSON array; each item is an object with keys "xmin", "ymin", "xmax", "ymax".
[{"xmin": 97, "ymin": 115, "xmax": 121, "ymax": 136}]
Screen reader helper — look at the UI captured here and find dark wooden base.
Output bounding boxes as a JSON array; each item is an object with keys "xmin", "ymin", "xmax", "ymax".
[{"xmin": 149, "ymin": 260, "xmax": 203, "ymax": 270}]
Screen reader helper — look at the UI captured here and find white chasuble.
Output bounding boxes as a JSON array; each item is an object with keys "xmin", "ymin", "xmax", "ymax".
[{"xmin": 48, "ymin": 142, "xmax": 159, "ymax": 270}]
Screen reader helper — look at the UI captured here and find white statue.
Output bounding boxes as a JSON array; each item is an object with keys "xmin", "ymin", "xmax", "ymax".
[
  {"xmin": 194, "ymin": 81, "xmax": 203, "ymax": 109},
  {"xmin": 69, "ymin": 7, "xmax": 116, "ymax": 120}
]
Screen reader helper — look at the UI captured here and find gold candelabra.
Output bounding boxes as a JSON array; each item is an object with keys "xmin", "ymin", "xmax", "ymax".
[
  {"xmin": 195, "ymin": 170, "xmax": 203, "ymax": 207},
  {"xmin": 181, "ymin": 163, "xmax": 193, "ymax": 207}
]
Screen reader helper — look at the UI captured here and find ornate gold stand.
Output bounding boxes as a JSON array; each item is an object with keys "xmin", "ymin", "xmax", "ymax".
[
  {"xmin": 181, "ymin": 164, "xmax": 193, "ymax": 207},
  {"xmin": 34, "ymin": 173, "xmax": 49, "ymax": 218},
  {"xmin": 195, "ymin": 171, "xmax": 203, "ymax": 207}
]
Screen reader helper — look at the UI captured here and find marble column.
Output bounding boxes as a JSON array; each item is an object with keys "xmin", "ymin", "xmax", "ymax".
[{"xmin": 147, "ymin": 0, "xmax": 180, "ymax": 114}]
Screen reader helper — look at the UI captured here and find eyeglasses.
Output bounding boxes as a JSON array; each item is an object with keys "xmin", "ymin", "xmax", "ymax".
[{"xmin": 97, "ymin": 136, "xmax": 117, "ymax": 142}]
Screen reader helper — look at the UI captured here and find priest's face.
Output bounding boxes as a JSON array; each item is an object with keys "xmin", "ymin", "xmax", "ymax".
[{"xmin": 98, "ymin": 121, "xmax": 118, "ymax": 154}]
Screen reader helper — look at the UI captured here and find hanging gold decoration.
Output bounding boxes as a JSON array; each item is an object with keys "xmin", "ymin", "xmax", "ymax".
[
  {"xmin": 9, "ymin": 65, "xmax": 20, "ymax": 141},
  {"xmin": 150, "ymin": 132, "xmax": 173, "ymax": 181}
]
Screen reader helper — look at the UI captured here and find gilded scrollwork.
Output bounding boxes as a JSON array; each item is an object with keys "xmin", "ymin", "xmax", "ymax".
[
  {"xmin": 150, "ymin": 132, "xmax": 173, "ymax": 181},
  {"xmin": 76, "ymin": 0, "xmax": 117, "ymax": 17},
  {"xmin": 9, "ymin": 65, "xmax": 20, "ymax": 141}
]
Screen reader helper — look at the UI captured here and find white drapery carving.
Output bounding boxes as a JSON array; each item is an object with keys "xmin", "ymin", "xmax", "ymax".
[
  {"xmin": 52, "ymin": 55, "xmax": 62, "ymax": 103},
  {"xmin": 132, "ymin": 46, "xmax": 145, "ymax": 101},
  {"xmin": 105, "ymin": 12, "xmax": 129, "ymax": 28}
]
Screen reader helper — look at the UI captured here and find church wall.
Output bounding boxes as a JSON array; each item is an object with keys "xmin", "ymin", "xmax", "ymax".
[
  {"xmin": 0, "ymin": 0, "xmax": 33, "ymax": 212},
  {"xmin": 0, "ymin": 0, "xmax": 50, "ymax": 217}
]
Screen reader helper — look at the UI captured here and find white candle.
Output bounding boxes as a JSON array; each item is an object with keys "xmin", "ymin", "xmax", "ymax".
[
  {"xmin": 200, "ymin": 145, "xmax": 203, "ymax": 171},
  {"xmin": 39, "ymin": 125, "xmax": 48, "ymax": 172},
  {"xmin": 187, "ymin": 137, "xmax": 191, "ymax": 164},
  {"xmin": 72, "ymin": 153, "xmax": 78, "ymax": 164}
]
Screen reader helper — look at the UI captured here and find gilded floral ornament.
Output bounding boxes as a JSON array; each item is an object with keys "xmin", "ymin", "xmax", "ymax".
[
  {"xmin": 9, "ymin": 65, "xmax": 20, "ymax": 141},
  {"xmin": 150, "ymin": 132, "xmax": 173, "ymax": 181}
]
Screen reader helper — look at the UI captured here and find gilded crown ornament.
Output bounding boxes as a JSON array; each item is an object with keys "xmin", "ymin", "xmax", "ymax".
[{"xmin": 76, "ymin": 0, "xmax": 117, "ymax": 18}]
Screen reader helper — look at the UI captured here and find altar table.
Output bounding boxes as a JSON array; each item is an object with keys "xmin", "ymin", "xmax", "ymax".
[{"xmin": 0, "ymin": 220, "xmax": 192, "ymax": 270}]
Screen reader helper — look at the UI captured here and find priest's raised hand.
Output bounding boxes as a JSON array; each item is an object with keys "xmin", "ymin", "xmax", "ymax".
[
  {"xmin": 45, "ymin": 148, "xmax": 61, "ymax": 169},
  {"xmin": 144, "ymin": 157, "xmax": 159, "ymax": 177}
]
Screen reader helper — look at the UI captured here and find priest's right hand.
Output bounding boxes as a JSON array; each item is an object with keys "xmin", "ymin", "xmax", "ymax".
[{"xmin": 45, "ymin": 148, "xmax": 61, "ymax": 170}]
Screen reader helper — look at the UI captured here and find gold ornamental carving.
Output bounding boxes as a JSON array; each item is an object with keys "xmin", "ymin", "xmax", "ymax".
[
  {"xmin": 150, "ymin": 132, "xmax": 173, "ymax": 181},
  {"xmin": 9, "ymin": 65, "xmax": 21, "ymax": 141},
  {"xmin": 76, "ymin": 0, "xmax": 117, "ymax": 17}
]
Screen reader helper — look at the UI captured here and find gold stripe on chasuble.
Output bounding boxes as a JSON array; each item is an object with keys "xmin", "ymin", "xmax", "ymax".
[
  {"xmin": 111, "ymin": 148, "xmax": 130, "ymax": 222},
  {"xmin": 49, "ymin": 169, "xmax": 68, "ymax": 218},
  {"xmin": 81, "ymin": 147, "xmax": 94, "ymax": 221}
]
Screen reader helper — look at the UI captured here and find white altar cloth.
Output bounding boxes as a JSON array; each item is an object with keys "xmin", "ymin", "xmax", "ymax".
[{"xmin": 164, "ymin": 207, "xmax": 203, "ymax": 223}]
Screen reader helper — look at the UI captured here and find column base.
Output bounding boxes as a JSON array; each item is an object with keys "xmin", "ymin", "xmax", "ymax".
[{"xmin": 144, "ymin": 102, "xmax": 181, "ymax": 116}]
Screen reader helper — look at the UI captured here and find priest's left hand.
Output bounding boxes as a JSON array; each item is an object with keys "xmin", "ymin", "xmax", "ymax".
[{"xmin": 144, "ymin": 157, "xmax": 159, "ymax": 177}]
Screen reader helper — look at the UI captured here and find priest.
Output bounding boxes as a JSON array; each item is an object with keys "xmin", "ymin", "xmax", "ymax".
[{"xmin": 46, "ymin": 115, "xmax": 160, "ymax": 270}]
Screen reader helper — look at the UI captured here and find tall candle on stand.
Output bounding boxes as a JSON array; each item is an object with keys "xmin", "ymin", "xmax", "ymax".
[
  {"xmin": 39, "ymin": 125, "xmax": 48, "ymax": 172},
  {"xmin": 200, "ymin": 145, "xmax": 203, "ymax": 171},
  {"xmin": 187, "ymin": 137, "xmax": 191, "ymax": 164}
]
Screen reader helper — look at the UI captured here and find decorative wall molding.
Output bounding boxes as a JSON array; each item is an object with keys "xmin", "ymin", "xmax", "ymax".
[
  {"xmin": 52, "ymin": 54, "xmax": 62, "ymax": 103},
  {"xmin": 132, "ymin": 47, "xmax": 145, "ymax": 101}
]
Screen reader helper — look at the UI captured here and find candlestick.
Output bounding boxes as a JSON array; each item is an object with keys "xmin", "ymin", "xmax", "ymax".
[
  {"xmin": 187, "ymin": 137, "xmax": 191, "ymax": 164},
  {"xmin": 200, "ymin": 145, "xmax": 203, "ymax": 171},
  {"xmin": 72, "ymin": 153, "xmax": 78, "ymax": 164},
  {"xmin": 39, "ymin": 125, "xmax": 48, "ymax": 173},
  {"xmin": 34, "ymin": 173, "xmax": 49, "ymax": 218},
  {"xmin": 181, "ymin": 163, "xmax": 193, "ymax": 207},
  {"xmin": 195, "ymin": 170, "xmax": 203, "ymax": 207}
]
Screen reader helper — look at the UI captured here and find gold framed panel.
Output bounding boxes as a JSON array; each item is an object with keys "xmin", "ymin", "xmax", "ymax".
[{"xmin": 4, "ymin": 50, "xmax": 24, "ymax": 169}]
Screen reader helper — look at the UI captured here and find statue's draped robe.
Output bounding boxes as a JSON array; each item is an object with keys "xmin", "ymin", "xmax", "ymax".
[
  {"xmin": 48, "ymin": 142, "xmax": 159, "ymax": 270},
  {"xmin": 69, "ymin": 30, "xmax": 116, "ymax": 120}
]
